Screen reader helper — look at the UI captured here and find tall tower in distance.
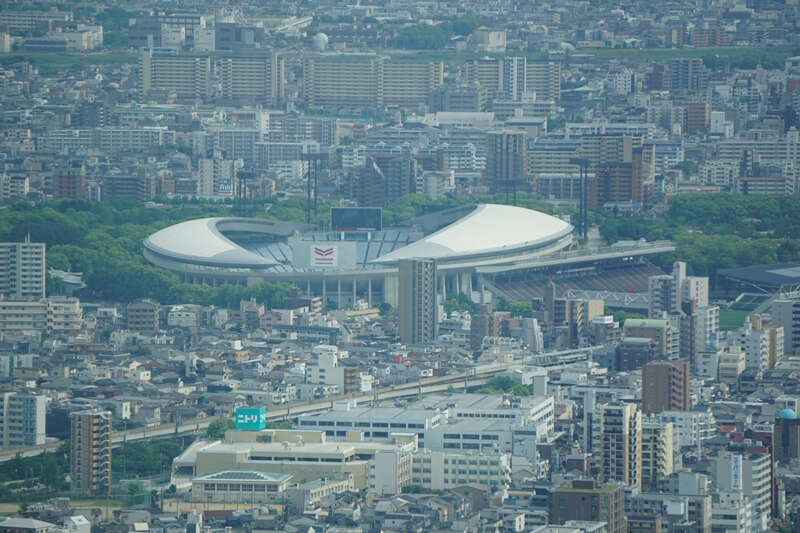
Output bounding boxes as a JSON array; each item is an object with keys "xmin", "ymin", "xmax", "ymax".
[
  {"xmin": 71, "ymin": 410, "xmax": 112, "ymax": 497},
  {"xmin": 398, "ymin": 258, "xmax": 438, "ymax": 345}
]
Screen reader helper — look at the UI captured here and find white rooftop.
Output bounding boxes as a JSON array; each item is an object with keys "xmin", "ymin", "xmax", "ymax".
[
  {"xmin": 145, "ymin": 217, "xmax": 277, "ymax": 267},
  {"xmin": 374, "ymin": 204, "xmax": 572, "ymax": 262}
]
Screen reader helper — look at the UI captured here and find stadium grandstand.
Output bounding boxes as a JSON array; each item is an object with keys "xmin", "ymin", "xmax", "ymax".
[{"xmin": 144, "ymin": 204, "xmax": 675, "ymax": 308}]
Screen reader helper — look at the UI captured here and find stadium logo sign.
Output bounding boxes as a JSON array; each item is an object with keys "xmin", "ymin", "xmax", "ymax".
[{"xmin": 312, "ymin": 246, "xmax": 337, "ymax": 266}]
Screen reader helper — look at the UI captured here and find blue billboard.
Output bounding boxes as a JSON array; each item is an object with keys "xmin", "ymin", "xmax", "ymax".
[{"xmin": 235, "ymin": 406, "xmax": 267, "ymax": 430}]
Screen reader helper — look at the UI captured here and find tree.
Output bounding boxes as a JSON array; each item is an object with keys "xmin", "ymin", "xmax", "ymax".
[
  {"xmin": 777, "ymin": 240, "xmax": 800, "ymax": 262},
  {"xmin": 206, "ymin": 418, "xmax": 235, "ymax": 439}
]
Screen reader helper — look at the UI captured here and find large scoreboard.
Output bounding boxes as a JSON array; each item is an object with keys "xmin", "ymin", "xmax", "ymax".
[{"xmin": 331, "ymin": 207, "xmax": 382, "ymax": 232}]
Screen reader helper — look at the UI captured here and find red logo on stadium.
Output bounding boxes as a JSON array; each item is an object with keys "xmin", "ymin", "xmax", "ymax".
[{"xmin": 315, "ymin": 247, "xmax": 334, "ymax": 256}]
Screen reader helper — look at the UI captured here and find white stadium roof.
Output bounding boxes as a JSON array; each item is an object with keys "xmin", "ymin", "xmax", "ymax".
[
  {"xmin": 145, "ymin": 217, "xmax": 279, "ymax": 267},
  {"xmin": 372, "ymin": 204, "xmax": 572, "ymax": 263}
]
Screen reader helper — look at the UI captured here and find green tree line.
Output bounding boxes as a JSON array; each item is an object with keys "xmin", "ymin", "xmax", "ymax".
[{"xmin": 599, "ymin": 193, "xmax": 800, "ymax": 288}]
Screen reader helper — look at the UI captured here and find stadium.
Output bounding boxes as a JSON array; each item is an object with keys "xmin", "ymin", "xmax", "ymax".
[{"xmin": 144, "ymin": 204, "xmax": 674, "ymax": 308}]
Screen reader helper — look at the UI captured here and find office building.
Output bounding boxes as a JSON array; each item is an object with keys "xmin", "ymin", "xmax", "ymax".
[
  {"xmin": 714, "ymin": 452, "xmax": 772, "ymax": 529},
  {"xmin": 398, "ymin": 258, "xmax": 437, "ymax": 344},
  {"xmin": 593, "ymin": 402, "xmax": 642, "ymax": 489},
  {"xmin": 485, "ymin": 130, "xmax": 526, "ymax": 195},
  {"xmin": 139, "ymin": 49, "xmax": 212, "ymax": 101},
  {"xmin": 411, "ymin": 450, "xmax": 511, "ymax": 490},
  {"xmin": 641, "ymin": 418, "xmax": 674, "ymax": 492},
  {"xmin": 71, "ymin": 410, "xmax": 112, "ymax": 496},
  {"xmin": 0, "ymin": 393, "xmax": 46, "ymax": 449},
  {"xmin": 0, "ymin": 241, "xmax": 45, "ymax": 301},
  {"xmin": 549, "ymin": 479, "xmax": 626, "ymax": 533},
  {"xmin": 775, "ymin": 408, "xmax": 800, "ymax": 465},
  {"xmin": 642, "ymin": 361, "xmax": 690, "ymax": 414},
  {"xmin": 219, "ymin": 50, "xmax": 283, "ymax": 106}
]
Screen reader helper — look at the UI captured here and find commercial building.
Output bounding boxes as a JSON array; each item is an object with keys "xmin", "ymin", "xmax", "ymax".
[
  {"xmin": 642, "ymin": 361, "xmax": 690, "ymax": 414},
  {"xmin": 714, "ymin": 452, "xmax": 772, "ymax": 531},
  {"xmin": 0, "ymin": 242, "xmax": 45, "ymax": 301},
  {"xmin": 410, "ymin": 450, "xmax": 511, "ymax": 490},
  {"xmin": 774, "ymin": 408, "xmax": 800, "ymax": 465},
  {"xmin": 172, "ymin": 429, "xmax": 416, "ymax": 496},
  {"xmin": 549, "ymin": 479, "xmax": 626, "ymax": 533},
  {"xmin": 71, "ymin": 410, "xmax": 111, "ymax": 497},
  {"xmin": 191, "ymin": 471, "xmax": 292, "ymax": 504},
  {"xmin": 0, "ymin": 393, "xmax": 45, "ymax": 449},
  {"xmin": 398, "ymin": 258, "xmax": 438, "ymax": 344},
  {"xmin": 592, "ymin": 401, "xmax": 642, "ymax": 489}
]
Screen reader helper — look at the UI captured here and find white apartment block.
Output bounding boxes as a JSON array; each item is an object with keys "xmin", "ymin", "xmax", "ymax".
[
  {"xmin": 0, "ymin": 242, "xmax": 45, "ymax": 300},
  {"xmin": 0, "ymin": 392, "xmax": 46, "ymax": 449},
  {"xmin": 0, "ymin": 297, "xmax": 81, "ymax": 333}
]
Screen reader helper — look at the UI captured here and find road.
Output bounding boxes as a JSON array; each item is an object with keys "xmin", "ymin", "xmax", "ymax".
[{"xmin": 0, "ymin": 363, "xmax": 510, "ymax": 463}]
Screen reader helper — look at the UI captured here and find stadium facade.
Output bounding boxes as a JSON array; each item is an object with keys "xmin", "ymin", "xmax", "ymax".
[{"xmin": 143, "ymin": 204, "xmax": 575, "ymax": 306}]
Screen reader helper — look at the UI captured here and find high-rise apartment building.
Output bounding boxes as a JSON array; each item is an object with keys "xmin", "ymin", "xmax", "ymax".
[
  {"xmin": 525, "ymin": 60, "xmax": 562, "ymax": 102},
  {"xmin": 0, "ymin": 241, "xmax": 45, "ymax": 301},
  {"xmin": 770, "ymin": 298, "xmax": 800, "ymax": 356},
  {"xmin": 197, "ymin": 155, "xmax": 237, "ymax": 197},
  {"xmin": 219, "ymin": 50, "xmax": 283, "ymax": 106},
  {"xmin": 71, "ymin": 410, "xmax": 112, "ymax": 496},
  {"xmin": 0, "ymin": 393, "xmax": 46, "ymax": 449},
  {"xmin": 642, "ymin": 361, "xmax": 690, "ymax": 414},
  {"xmin": 52, "ymin": 161, "xmax": 86, "ymax": 199},
  {"xmin": 641, "ymin": 417, "xmax": 674, "ymax": 492},
  {"xmin": 398, "ymin": 258, "xmax": 437, "ymax": 345},
  {"xmin": 382, "ymin": 60, "xmax": 444, "ymax": 108},
  {"xmin": 126, "ymin": 298, "xmax": 161, "ymax": 334},
  {"xmin": 303, "ymin": 56, "xmax": 443, "ymax": 110},
  {"xmin": 139, "ymin": 49, "xmax": 212, "ymax": 101},
  {"xmin": 593, "ymin": 402, "xmax": 642, "ymax": 490},
  {"xmin": 485, "ymin": 130, "xmax": 526, "ymax": 195}
]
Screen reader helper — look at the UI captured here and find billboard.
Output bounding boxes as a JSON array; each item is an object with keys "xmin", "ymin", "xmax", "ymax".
[
  {"xmin": 331, "ymin": 207, "xmax": 382, "ymax": 231},
  {"xmin": 217, "ymin": 178, "xmax": 234, "ymax": 195},
  {"xmin": 730, "ymin": 454, "xmax": 743, "ymax": 491},
  {"xmin": 235, "ymin": 406, "xmax": 267, "ymax": 430},
  {"xmin": 291, "ymin": 241, "xmax": 357, "ymax": 269}
]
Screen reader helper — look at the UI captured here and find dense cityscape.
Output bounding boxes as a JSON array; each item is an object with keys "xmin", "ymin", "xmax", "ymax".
[{"xmin": 1, "ymin": 0, "xmax": 800, "ymax": 532}]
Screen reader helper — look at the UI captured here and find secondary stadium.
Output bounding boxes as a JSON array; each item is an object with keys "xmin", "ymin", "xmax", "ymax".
[{"xmin": 144, "ymin": 204, "xmax": 674, "ymax": 308}]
